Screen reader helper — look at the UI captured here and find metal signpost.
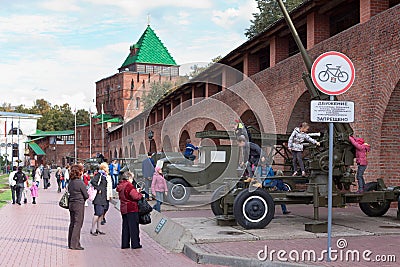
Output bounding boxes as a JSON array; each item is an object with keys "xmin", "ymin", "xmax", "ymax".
[{"xmin": 311, "ymin": 51, "xmax": 355, "ymax": 261}]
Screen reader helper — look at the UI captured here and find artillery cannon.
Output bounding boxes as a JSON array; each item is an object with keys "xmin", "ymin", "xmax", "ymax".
[{"xmin": 210, "ymin": 0, "xmax": 400, "ymax": 229}]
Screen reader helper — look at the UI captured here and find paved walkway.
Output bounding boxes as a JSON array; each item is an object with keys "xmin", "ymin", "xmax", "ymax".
[
  {"xmin": 180, "ymin": 205, "xmax": 400, "ymax": 266},
  {"xmin": 0, "ymin": 175, "xmax": 218, "ymax": 267}
]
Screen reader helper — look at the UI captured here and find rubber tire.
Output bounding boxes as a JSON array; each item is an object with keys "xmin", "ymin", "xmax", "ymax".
[
  {"xmin": 211, "ymin": 185, "xmax": 226, "ymax": 216},
  {"xmin": 233, "ymin": 188, "xmax": 275, "ymax": 229},
  {"xmin": 359, "ymin": 182, "xmax": 391, "ymax": 217},
  {"xmin": 166, "ymin": 178, "xmax": 191, "ymax": 205}
]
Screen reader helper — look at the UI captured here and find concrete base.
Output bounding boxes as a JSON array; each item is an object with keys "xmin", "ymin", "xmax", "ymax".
[
  {"xmin": 141, "ymin": 211, "xmax": 194, "ymax": 252},
  {"xmin": 216, "ymin": 215, "xmax": 237, "ymax": 226},
  {"xmin": 304, "ymin": 221, "xmax": 328, "ymax": 233}
]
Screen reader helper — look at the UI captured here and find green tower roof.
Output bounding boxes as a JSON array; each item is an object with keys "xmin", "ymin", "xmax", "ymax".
[{"xmin": 121, "ymin": 26, "xmax": 177, "ymax": 69}]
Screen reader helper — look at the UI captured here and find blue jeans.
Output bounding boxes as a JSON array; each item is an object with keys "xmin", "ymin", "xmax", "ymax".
[
  {"xmin": 152, "ymin": 191, "xmax": 164, "ymax": 212},
  {"xmin": 10, "ymin": 185, "xmax": 16, "ymax": 203},
  {"xmin": 264, "ymin": 179, "xmax": 289, "ymax": 213},
  {"xmin": 112, "ymin": 174, "xmax": 119, "ymax": 189},
  {"xmin": 143, "ymin": 178, "xmax": 152, "ymax": 199},
  {"xmin": 357, "ymin": 165, "xmax": 367, "ymax": 191}
]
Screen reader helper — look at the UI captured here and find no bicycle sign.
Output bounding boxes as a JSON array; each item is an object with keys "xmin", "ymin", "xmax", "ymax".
[{"xmin": 311, "ymin": 51, "xmax": 355, "ymax": 95}]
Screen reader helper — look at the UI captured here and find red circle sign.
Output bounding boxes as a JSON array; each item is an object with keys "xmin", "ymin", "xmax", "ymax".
[{"xmin": 311, "ymin": 51, "xmax": 355, "ymax": 95}]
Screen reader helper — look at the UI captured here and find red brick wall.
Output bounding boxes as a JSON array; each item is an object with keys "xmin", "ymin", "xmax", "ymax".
[
  {"xmin": 307, "ymin": 11, "xmax": 330, "ymax": 49},
  {"xmin": 244, "ymin": 53, "xmax": 260, "ymax": 77},
  {"xmin": 360, "ymin": 0, "xmax": 390, "ymax": 23},
  {"xmin": 380, "ymin": 81, "xmax": 400, "ymax": 186},
  {"xmin": 120, "ymin": 5, "xmax": 400, "ymax": 188},
  {"xmin": 270, "ymin": 36, "xmax": 289, "ymax": 67},
  {"xmin": 250, "ymin": 5, "xmax": 400, "ymax": 184}
]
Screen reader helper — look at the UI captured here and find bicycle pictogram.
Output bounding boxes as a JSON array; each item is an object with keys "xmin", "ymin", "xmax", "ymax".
[{"xmin": 318, "ymin": 64, "xmax": 349, "ymax": 83}]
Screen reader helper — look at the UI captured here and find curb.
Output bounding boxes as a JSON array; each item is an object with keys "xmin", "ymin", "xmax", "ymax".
[{"xmin": 183, "ymin": 243, "xmax": 311, "ymax": 267}]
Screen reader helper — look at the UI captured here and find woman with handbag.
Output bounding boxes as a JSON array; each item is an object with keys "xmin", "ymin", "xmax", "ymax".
[
  {"xmin": 90, "ymin": 162, "xmax": 108, "ymax": 236},
  {"xmin": 67, "ymin": 164, "xmax": 89, "ymax": 250},
  {"xmin": 116, "ymin": 171, "xmax": 143, "ymax": 249}
]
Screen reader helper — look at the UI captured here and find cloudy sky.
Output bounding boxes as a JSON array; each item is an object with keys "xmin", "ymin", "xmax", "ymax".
[{"xmin": 0, "ymin": 0, "xmax": 258, "ymax": 111}]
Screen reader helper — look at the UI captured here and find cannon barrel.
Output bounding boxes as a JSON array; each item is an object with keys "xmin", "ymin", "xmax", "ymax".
[{"xmin": 276, "ymin": 0, "xmax": 354, "ymax": 137}]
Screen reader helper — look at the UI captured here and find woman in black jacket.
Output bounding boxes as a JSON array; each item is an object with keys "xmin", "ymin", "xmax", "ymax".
[
  {"xmin": 68, "ymin": 164, "xmax": 89, "ymax": 250},
  {"xmin": 90, "ymin": 162, "xmax": 109, "ymax": 236}
]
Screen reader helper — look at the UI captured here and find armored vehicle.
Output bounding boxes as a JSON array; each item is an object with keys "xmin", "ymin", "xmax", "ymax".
[
  {"xmin": 122, "ymin": 147, "xmax": 239, "ymax": 205},
  {"xmin": 208, "ymin": 0, "xmax": 400, "ymax": 229}
]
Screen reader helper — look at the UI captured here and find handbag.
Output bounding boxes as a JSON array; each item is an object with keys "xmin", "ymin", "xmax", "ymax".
[
  {"xmin": 138, "ymin": 197, "xmax": 153, "ymax": 215},
  {"xmin": 87, "ymin": 173, "xmax": 102, "ymax": 201},
  {"xmin": 87, "ymin": 186, "xmax": 97, "ymax": 201},
  {"xmin": 139, "ymin": 213, "xmax": 151, "ymax": 225},
  {"xmin": 59, "ymin": 191, "xmax": 69, "ymax": 209}
]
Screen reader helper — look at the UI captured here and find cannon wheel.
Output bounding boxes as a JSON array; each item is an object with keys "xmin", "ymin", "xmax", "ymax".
[
  {"xmin": 211, "ymin": 185, "xmax": 226, "ymax": 216},
  {"xmin": 166, "ymin": 178, "xmax": 191, "ymax": 205},
  {"xmin": 359, "ymin": 182, "xmax": 391, "ymax": 217},
  {"xmin": 233, "ymin": 188, "xmax": 275, "ymax": 229}
]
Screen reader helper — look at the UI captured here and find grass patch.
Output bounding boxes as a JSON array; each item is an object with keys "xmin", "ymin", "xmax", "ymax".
[
  {"xmin": 0, "ymin": 189, "xmax": 11, "ymax": 209},
  {"xmin": 0, "ymin": 174, "xmax": 11, "ymax": 208},
  {"xmin": 0, "ymin": 174, "xmax": 9, "ymax": 189}
]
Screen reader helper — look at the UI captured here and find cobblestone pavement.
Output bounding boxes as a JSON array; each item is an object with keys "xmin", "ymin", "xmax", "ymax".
[
  {"xmin": 188, "ymin": 205, "xmax": 400, "ymax": 267},
  {"xmin": 194, "ymin": 234, "xmax": 399, "ymax": 266},
  {"xmin": 0, "ymin": 175, "xmax": 219, "ymax": 267}
]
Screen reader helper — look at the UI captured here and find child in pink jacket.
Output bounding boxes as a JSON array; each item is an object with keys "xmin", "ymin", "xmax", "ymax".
[
  {"xmin": 30, "ymin": 180, "xmax": 39, "ymax": 204},
  {"xmin": 151, "ymin": 167, "xmax": 168, "ymax": 212},
  {"xmin": 349, "ymin": 135, "xmax": 371, "ymax": 193}
]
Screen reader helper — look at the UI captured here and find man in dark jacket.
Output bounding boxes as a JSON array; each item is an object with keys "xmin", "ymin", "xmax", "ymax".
[
  {"xmin": 41, "ymin": 165, "xmax": 51, "ymax": 189},
  {"xmin": 13, "ymin": 166, "xmax": 27, "ymax": 205},
  {"xmin": 141, "ymin": 152, "xmax": 155, "ymax": 200}
]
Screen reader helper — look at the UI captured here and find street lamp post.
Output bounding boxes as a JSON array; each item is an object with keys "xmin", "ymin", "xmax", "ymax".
[
  {"xmin": 128, "ymin": 137, "xmax": 133, "ymax": 158},
  {"xmin": 52, "ymin": 146, "xmax": 56, "ymax": 167},
  {"xmin": 147, "ymin": 130, "xmax": 154, "ymax": 153}
]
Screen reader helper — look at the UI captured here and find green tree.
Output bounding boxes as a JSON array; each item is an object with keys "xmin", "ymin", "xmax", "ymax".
[
  {"xmin": 141, "ymin": 81, "xmax": 174, "ymax": 110},
  {"xmin": 189, "ymin": 56, "xmax": 222, "ymax": 78},
  {"xmin": 0, "ymin": 103, "xmax": 13, "ymax": 112},
  {"xmin": 245, "ymin": 0, "xmax": 305, "ymax": 39},
  {"xmin": 0, "ymin": 99, "xmax": 90, "ymax": 131}
]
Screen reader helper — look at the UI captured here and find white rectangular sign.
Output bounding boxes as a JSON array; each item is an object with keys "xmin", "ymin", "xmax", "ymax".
[{"xmin": 310, "ymin": 100, "xmax": 354, "ymax": 123}]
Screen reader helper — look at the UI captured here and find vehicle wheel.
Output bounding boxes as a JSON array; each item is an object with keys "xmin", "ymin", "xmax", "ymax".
[
  {"xmin": 211, "ymin": 185, "xmax": 227, "ymax": 216},
  {"xmin": 166, "ymin": 178, "xmax": 191, "ymax": 205},
  {"xmin": 233, "ymin": 188, "xmax": 275, "ymax": 229},
  {"xmin": 319, "ymin": 155, "xmax": 329, "ymax": 172},
  {"xmin": 359, "ymin": 182, "xmax": 390, "ymax": 217}
]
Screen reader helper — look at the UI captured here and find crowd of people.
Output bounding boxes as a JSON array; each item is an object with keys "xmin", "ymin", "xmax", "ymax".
[
  {"xmin": 6, "ymin": 158, "xmax": 166, "ymax": 251},
  {"xmin": 5, "ymin": 119, "xmax": 370, "ymax": 251}
]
